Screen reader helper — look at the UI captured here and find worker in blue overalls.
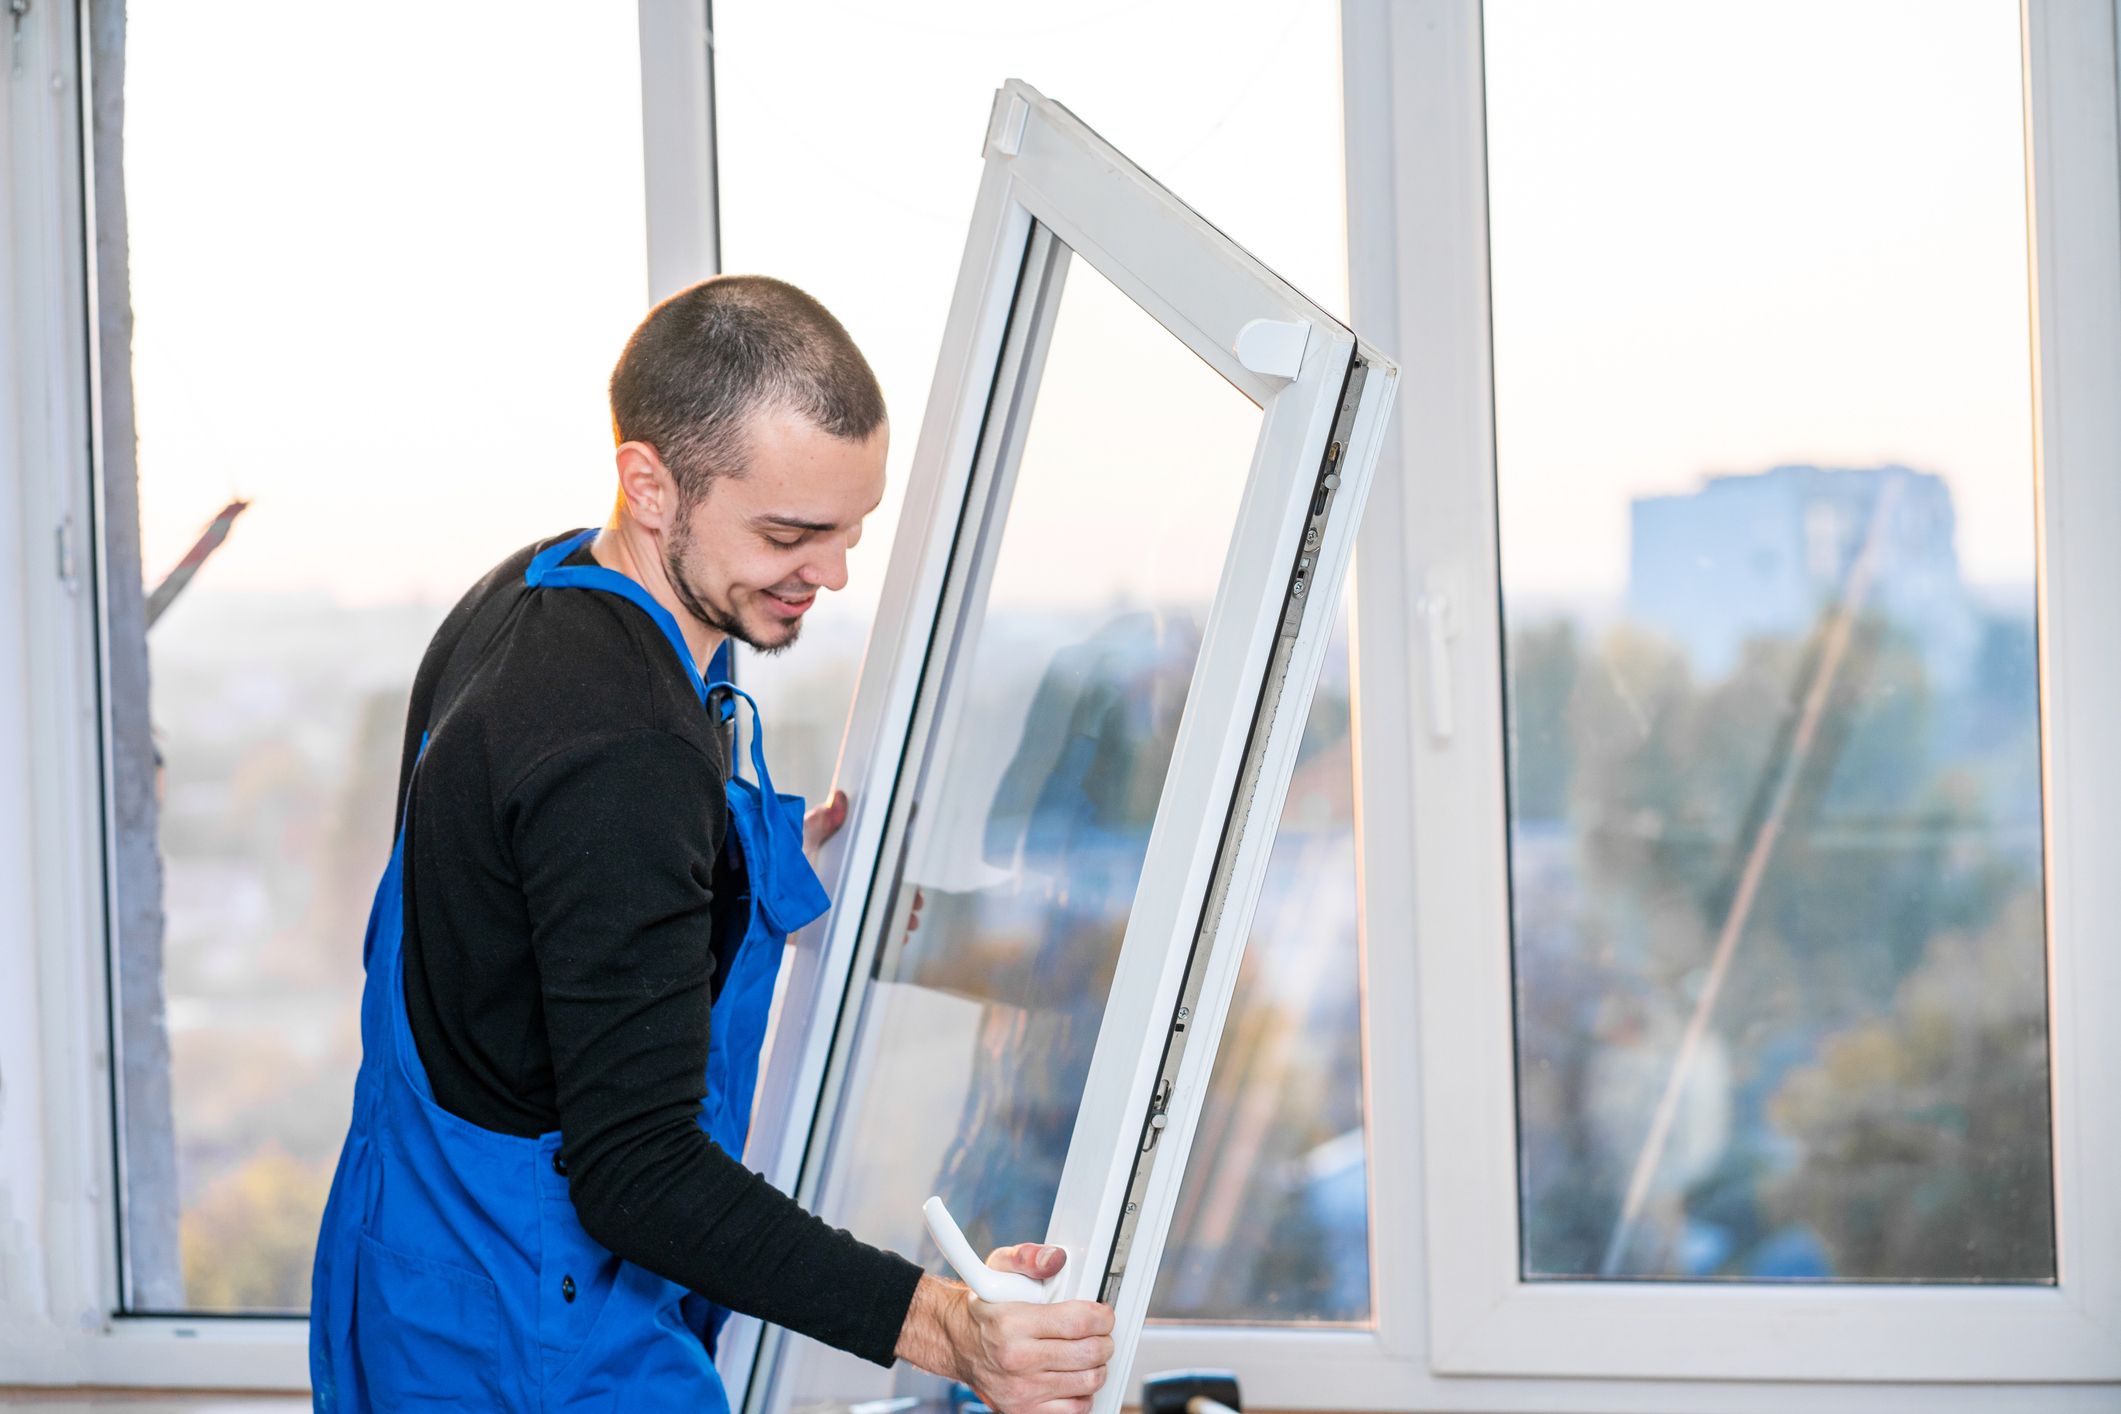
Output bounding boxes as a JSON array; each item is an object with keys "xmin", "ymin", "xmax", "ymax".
[{"xmin": 310, "ymin": 276, "xmax": 1113, "ymax": 1412}]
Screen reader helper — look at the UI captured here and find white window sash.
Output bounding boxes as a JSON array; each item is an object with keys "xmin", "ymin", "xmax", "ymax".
[{"xmin": 726, "ymin": 79, "xmax": 1396, "ymax": 1414}]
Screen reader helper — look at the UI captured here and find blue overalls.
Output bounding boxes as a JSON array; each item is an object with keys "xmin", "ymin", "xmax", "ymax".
[{"xmin": 311, "ymin": 530, "xmax": 831, "ymax": 1411}]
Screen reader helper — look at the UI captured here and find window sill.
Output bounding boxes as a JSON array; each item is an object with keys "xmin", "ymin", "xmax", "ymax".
[{"xmin": 0, "ymin": 1317, "xmax": 308, "ymax": 1390}]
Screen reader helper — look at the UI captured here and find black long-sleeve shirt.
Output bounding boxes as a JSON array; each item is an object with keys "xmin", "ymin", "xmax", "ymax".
[{"xmin": 395, "ymin": 532, "xmax": 921, "ymax": 1365}]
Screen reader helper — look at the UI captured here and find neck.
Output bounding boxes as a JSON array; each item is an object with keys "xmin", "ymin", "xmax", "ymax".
[{"xmin": 591, "ymin": 508, "xmax": 727, "ymax": 672}]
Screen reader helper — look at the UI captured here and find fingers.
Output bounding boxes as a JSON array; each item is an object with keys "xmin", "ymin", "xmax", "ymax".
[
  {"xmin": 980, "ymin": 1300, "xmax": 1114, "ymax": 1347},
  {"xmin": 803, "ymin": 789, "xmax": 849, "ymax": 852},
  {"xmin": 1018, "ymin": 1382, "xmax": 1102, "ymax": 1414},
  {"xmin": 972, "ymin": 1300, "xmax": 1115, "ymax": 1360},
  {"xmin": 985, "ymin": 1242, "xmax": 1067, "ymax": 1279},
  {"xmin": 1025, "ymin": 1299, "xmax": 1113, "ymax": 1341},
  {"xmin": 975, "ymin": 1320, "xmax": 1111, "ymax": 1370},
  {"xmin": 1013, "ymin": 1333, "xmax": 1112, "ymax": 1374},
  {"xmin": 975, "ymin": 1356, "xmax": 1108, "ymax": 1414},
  {"xmin": 998, "ymin": 1362, "xmax": 1108, "ymax": 1414}
]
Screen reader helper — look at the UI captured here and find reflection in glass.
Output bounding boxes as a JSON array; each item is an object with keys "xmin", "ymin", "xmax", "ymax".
[
  {"xmin": 782, "ymin": 253, "xmax": 1262, "ymax": 1400},
  {"xmin": 1149, "ymin": 604, "xmax": 1368, "ymax": 1324},
  {"xmin": 1488, "ymin": 2, "xmax": 2053, "ymax": 1282}
]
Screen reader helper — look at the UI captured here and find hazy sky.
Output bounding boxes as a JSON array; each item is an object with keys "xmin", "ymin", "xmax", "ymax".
[
  {"xmin": 127, "ymin": 0, "xmax": 1346, "ymax": 617},
  {"xmin": 127, "ymin": 0, "xmax": 2033, "ymax": 622},
  {"xmin": 1486, "ymin": 0, "xmax": 2035, "ymax": 595},
  {"xmin": 127, "ymin": 2, "xmax": 650, "ymax": 606}
]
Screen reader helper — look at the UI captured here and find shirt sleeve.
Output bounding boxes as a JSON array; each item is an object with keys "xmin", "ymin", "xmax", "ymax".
[{"xmin": 507, "ymin": 729, "xmax": 924, "ymax": 1366}]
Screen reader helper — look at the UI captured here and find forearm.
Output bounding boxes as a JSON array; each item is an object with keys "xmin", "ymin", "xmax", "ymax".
[{"xmin": 568, "ymin": 1118, "xmax": 923, "ymax": 1364}]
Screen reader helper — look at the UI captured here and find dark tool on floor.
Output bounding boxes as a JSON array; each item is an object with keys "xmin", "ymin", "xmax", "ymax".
[{"xmin": 1142, "ymin": 1368, "xmax": 1242, "ymax": 1414}]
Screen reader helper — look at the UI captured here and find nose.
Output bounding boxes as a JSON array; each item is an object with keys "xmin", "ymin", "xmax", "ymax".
[{"xmin": 801, "ymin": 538, "xmax": 851, "ymax": 593}]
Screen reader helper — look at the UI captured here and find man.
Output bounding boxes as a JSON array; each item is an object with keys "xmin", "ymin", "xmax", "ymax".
[{"xmin": 310, "ymin": 276, "xmax": 1114, "ymax": 1412}]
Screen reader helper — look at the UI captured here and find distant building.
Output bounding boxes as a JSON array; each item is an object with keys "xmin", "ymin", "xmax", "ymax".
[{"xmin": 1628, "ymin": 465, "xmax": 1978, "ymax": 684}]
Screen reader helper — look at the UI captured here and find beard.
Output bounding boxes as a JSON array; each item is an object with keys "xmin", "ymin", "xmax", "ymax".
[{"xmin": 664, "ymin": 514, "xmax": 803, "ymax": 655}]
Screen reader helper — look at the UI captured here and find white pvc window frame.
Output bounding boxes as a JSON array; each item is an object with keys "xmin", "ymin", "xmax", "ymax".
[
  {"xmin": 0, "ymin": 0, "xmax": 719, "ymax": 1389},
  {"xmin": 1406, "ymin": 0, "xmax": 2121, "ymax": 1387},
  {"xmin": 724, "ymin": 79, "xmax": 1395, "ymax": 1414},
  {"xmin": 1121, "ymin": 1, "xmax": 2121, "ymax": 1408}
]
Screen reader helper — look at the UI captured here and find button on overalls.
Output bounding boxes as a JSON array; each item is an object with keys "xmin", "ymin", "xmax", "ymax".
[{"xmin": 310, "ymin": 530, "xmax": 831, "ymax": 1411}]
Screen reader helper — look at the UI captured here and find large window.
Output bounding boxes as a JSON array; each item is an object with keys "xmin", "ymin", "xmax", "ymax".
[
  {"xmin": 1485, "ymin": 0, "xmax": 2049, "ymax": 1285},
  {"xmin": 1382, "ymin": 0, "xmax": 2121, "ymax": 1400},
  {"xmin": 120, "ymin": 2, "xmax": 649, "ymax": 1312}
]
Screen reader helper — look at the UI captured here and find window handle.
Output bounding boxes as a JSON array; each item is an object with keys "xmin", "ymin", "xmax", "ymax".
[
  {"xmin": 1419, "ymin": 586, "xmax": 1456, "ymax": 741},
  {"xmin": 923, "ymin": 1195, "xmax": 1058, "ymax": 1304}
]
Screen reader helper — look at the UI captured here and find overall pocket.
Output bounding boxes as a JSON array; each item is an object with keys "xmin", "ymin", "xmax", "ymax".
[{"xmin": 355, "ymin": 1231, "xmax": 505, "ymax": 1409}]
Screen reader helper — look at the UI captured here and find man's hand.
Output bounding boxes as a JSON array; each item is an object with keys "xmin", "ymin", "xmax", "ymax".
[
  {"xmin": 894, "ymin": 1244, "xmax": 1115, "ymax": 1414},
  {"xmin": 803, "ymin": 789, "xmax": 848, "ymax": 857}
]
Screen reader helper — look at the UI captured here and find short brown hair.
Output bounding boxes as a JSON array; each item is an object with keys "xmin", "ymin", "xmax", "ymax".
[{"xmin": 608, "ymin": 275, "xmax": 886, "ymax": 499}]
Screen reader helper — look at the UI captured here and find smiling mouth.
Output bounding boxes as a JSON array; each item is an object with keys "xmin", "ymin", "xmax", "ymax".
[{"xmin": 762, "ymin": 589, "xmax": 816, "ymax": 616}]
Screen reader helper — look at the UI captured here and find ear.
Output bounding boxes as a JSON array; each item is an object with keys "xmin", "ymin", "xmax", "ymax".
[{"xmin": 615, "ymin": 441, "xmax": 679, "ymax": 533}]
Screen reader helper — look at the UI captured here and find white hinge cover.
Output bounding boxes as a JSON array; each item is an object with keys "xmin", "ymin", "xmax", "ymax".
[
  {"xmin": 986, "ymin": 91, "xmax": 1030, "ymax": 158},
  {"xmin": 1232, "ymin": 318, "xmax": 1310, "ymax": 378}
]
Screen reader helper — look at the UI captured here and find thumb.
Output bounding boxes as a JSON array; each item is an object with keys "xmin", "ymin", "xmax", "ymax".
[{"xmin": 985, "ymin": 1243, "xmax": 1067, "ymax": 1280}]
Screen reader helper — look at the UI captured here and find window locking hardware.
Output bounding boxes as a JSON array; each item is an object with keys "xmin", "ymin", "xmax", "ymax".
[{"xmin": 1140, "ymin": 1078, "xmax": 1174, "ymax": 1152}]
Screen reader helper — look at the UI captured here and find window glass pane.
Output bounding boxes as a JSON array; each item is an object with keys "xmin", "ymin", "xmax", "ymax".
[
  {"xmin": 1148, "ymin": 601, "xmax": 1368, "ymax": 1324},
  {"xmin": 124, "ymin": 4, "xmax": 644, "ymax": 1311},
  {"xmin": 781, "ymin": 250, "xmax": 1261, "ymax": 1402},
  {"xmin": 1487, "ymin": 0, "xmax": 2051, "ymax": 1282}
]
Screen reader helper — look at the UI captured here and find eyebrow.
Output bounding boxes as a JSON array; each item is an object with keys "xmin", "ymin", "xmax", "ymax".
[{"xmin": 757, "ymin": 514, "xmax": 839, "ymax": 533}]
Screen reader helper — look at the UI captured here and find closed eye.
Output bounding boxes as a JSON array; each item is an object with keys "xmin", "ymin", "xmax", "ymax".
[{"xmin": 757, "ymin": 515, "xmax": 835, "ymax": 548}]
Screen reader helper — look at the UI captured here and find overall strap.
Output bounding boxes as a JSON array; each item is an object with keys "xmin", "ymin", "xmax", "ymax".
[
  {"xmin": 705, "ymin": 682, "xmax": 780, "ymax": 803},
  {"xmin": 707, "ymin": 680, "xmax": 833, "ymax": 936},
  {"xmin": 526, "ymin": 529, "xmax": 709, "ymax": 707}
]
